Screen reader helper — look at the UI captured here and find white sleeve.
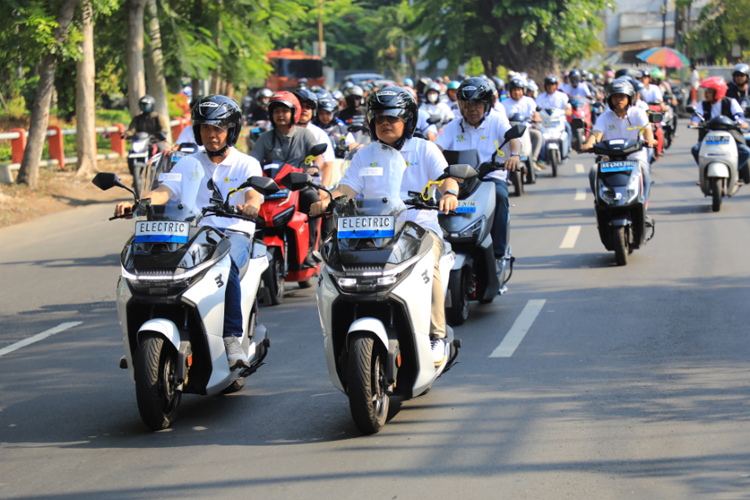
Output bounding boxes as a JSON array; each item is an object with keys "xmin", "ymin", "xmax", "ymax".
[
  {"xmin": 339, "ymin": 149, "xmax": 365, "ymax": 194},
  {"xmin": 434, "ymin": 120, "xmax": 455, "ymax": 150},
  {"xmin": 730, "ymin": 99, "xmax": 747, "ymax": 122},
  {"xmin": 423, "ymin": 141, "xmax": 449, "ymax": 180},
  {"xmin": 345, "ymin": 132, "xmax": 356, "ymax": 145},
  {"xmin": 321, "ymin": 133, "xmax": 335, "ymax": 162}
]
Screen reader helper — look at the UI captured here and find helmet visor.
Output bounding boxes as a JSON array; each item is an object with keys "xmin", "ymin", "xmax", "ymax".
[
  {"xmin": 197, "ymin": 121, "xmax": 233, "ymax": 133},
  {"xmin": 367, "ymin": 107, "xmax": 411, "ymax": 125}
]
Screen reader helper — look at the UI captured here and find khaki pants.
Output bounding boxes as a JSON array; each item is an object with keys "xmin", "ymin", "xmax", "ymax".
[{"xmin": 428, "ymin": 231, "xmax": 446, "ymax": 339}]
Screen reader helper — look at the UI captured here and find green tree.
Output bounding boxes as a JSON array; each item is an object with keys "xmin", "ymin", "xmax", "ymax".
[
  {"xmin": 412, "ymin": 0, "xmax": 611, "ymax": 82},
  {"xmin": 364, "ymin": 1, "xmax": 418, "ymax": 79},
  {"xmin": 684, "ymin": 0, "xmax": 750, "ymax": 62}
]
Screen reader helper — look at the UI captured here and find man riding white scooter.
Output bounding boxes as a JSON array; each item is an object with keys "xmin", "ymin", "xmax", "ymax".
[
  {"xmin": 502, "ymin": 78, "xmax": 543, "ymax": 171},
  {"xmin": 536, "ymin": 75, "xmax": 573, "ymax": 157},
  {"xmin": 311, "ymin": 87, "xmax": 459, "ymax": 365},
  {"xmin": 115, "ymin": 95, "xmax": 264, "ymax": 370}
]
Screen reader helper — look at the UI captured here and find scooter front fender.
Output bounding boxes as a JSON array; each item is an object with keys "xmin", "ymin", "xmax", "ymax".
[
  {"xmin": 707, "ymin": 162, "xmax": 730, "ymax": 178},
  {"xmin": 137, "ymin": 318, "xmax": 182, "ymax": 351},
  {"xmin": 611, "ymin": 218, "xmax": 630, "ymax": 227},
  {"xmin": 452, "ymin": 252, "xmax": 472, "ymax": 272},
  {"xmin": 347, "ymin": 318, "xmax": 389, "ymax": 353}
]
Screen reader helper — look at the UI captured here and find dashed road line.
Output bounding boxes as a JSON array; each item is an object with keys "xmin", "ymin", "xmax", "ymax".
[
  {"xmin": 559, "ymin": 225, "xmax": 582, "ymax": 249},
  {"xmin": 575, "ymin": 163, "xmax": 585, "ymax": 174},
  {"xmin": 490, "ymin": 300, "xmax": 547, "ymax": 357},
  {"xmin": 0, "ymin": 322, "xmax": 83, "ymax": 358},
  {"xmin": 574, "ymin": 188, "xmax": 587, "ymax": 201}
]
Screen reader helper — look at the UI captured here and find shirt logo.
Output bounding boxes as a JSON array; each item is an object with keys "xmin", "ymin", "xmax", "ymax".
[
  {"xmin": 224, "ymin": 177, "xmax": 239, "ymax": 183},
  {"xmin": 481, "ymin": 136, "xmax": 486, "ymax": 140},
  {"xmin": 456, "ymin": 134, "xmax": 465, "ymax": 143},
  {"xmin": 369, "ymin": 162, "xmax": 378, "ymax": 168},
  {"xmin": 406, "ymin": 161, "xmax": 418, "ymax": 167},
  {"xmin": 189, "ymin": 171, "xmax": 200, "ymax": 181},
  {"xmin": 608, "ymin": 124, "xmax": 615, "ymax": 131}
]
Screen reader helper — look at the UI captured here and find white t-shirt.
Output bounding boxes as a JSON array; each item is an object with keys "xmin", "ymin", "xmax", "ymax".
[
  {"xmin": 339, "ymin": 142, "xmax": 405, "ymax": 201},
  {"xmin": 501, "ymin": 96, "xmax": 537, "ymax": 121},
  {"xmin": 305, "ymin": 123, "xmax": 335, "ymax": 162},
  {"xmin": 399, "ymin": 138, "xmax": 449, "ymax": 236},
  {"xmin": 435, "ymin": 113, "xmax": 512, "ymax": 181},
  {"xmin": 634, "ymin": 100, "xmax": 649, "ymax": 112},
  {"xmin": 176, "ymin": 126, "xmax": 195, "ymax": 145},
  {"xmin": 690, "ymin": 98, "xmax": 747, "ymax": 124},
  {"xmin": 593, "ymin": 108, "xmax": 650, "ymax": 164},
  {"xmin": 449, "ymin": 101, "xmax": 461, "ymax": 118},
  {"xmin": 416, "ymin": 109, "xmax": 439, "ymax": 138},
  {"xmin": 161, "ymin": 148, "xmax": 263, "ymax": 235},
  {"xmin": 561, "ymin": 83, "xmax": 592, "ymax": 99},
  {"xmin": 639, "ymin": 84, "xmax": 663, "ymax": 104},
  {"xmin": 492, "ymin": 102, "xmax": 508, "ymax": 120},
  {"xmin": 419, "ymin": 101, "xmax": 454, "ymax": 125},
  {"xmin": 536, "ymin": 91, "xmax": 569, "ymax": 110}
]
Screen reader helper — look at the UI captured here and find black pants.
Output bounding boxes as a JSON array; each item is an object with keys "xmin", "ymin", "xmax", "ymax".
[{"xmin": 298, "ymin": 187, "xmax": 320, "ymax": 263}]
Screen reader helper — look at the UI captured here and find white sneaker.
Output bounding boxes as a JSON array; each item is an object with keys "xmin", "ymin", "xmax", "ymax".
[
  {"xmin": 430, "ymin": 337, "xmax": 446, "ymax": 367},
  {"xmin": 224, "ymin": 336, "xmax": 248, "ymax": 370}
]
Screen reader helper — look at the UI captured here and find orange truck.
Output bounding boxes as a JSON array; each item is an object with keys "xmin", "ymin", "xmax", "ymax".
[{"xmin": 265, "ymin": 49, "xmax": 325, "ymax": 91}]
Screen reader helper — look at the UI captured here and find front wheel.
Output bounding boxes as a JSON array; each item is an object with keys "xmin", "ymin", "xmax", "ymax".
[
  {"xmin": 446, "ymin": 269, "xmax": 470, "ymax": 326},
  {"xmin": 348, "ymin": 334, "xmax": 389, "ymax": 435},
  {"xmin": 510, "ymin": 170, "xmax": 523, "ymax": 197},
  {"xmin": 613, "ymin": 226, "xmax": 629, "ymax": 266},
  {"xmin": 550, "ymin": 150, "xmax": 559, "ymax": 177},
  {"xmin": 135, "ymin": 333, "xmax": 181, "ymax": 430},
  {"xmin": 524, "ymin": 159, "xmax": 536, "ymax": 184},
  {"xmin": 711, "ymin": 177, "xmax": 722, "ymax": 212},
  {"xmin": 263, "ymin": 252, "xmax": 285, "ymax": 305},
  {"xmin": 297, "ymin": 278, "xmax": 313, "ymax": 289}
]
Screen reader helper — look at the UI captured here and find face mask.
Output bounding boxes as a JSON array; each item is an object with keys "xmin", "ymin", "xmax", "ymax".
[{"xmin": 427, "ymin": 93, "xmax": 438, "ymax": 104}]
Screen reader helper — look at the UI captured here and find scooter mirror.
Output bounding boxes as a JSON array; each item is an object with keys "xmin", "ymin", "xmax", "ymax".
[
  {"xmin": 207, "ymin": 179, "xmax": 224, "ymax": 204},
  {"xmin": 536, "ymin": 106, "xmax": 542, "ymax": 112},
  {"xmin": 280, "ymin": 172, "xmax": 313, "ymax": 191},
  {"xmin": 649, "ymin": 112, "xmax": 663, "ymax": 123},
  {"xmin": 246, "ymin": 176, "xmax": 280, "ymax": 196},
  {"xmin": 445, "ymin": 164, "xmax": 477, "ymax": 181},
  {"xmin": 92, "ymin": 172, "xmax": 123, "ymax": 191},
  {"xmin": 427, "ymin": 114, "xmax": 441, "ymax": 125},
  {"xmin": 571, "ymin": 118, "xmax": 584, "ymax": 129},
  {"xmin": 504, "ymin": 124, "xmax": 526, "ymax": 141},
  {"xmin": 309, "ymin": 143, "xmax": 328, "ymax": 157},
  {"xmin": 686, "ymin": 105, "xmax": 696, "ymax": 115}
]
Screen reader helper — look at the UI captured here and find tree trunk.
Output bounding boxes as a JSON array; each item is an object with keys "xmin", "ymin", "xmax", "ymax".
[
  {"xmin": 76, "ymin": 0, "xmax": 97, "ymax": 178},
  {"xmin": 144, "ymin": 0, "xmax": 172, "ymax": 142},
  {"xmin": 126, "ymin": 0, "xmax": 148, "ymax": 118},
  {"xmin": 16, "ymin": 0, "xmax": 79, "ymax": 187}
]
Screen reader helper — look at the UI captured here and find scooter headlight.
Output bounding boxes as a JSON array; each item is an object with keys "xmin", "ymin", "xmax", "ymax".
[
  {"xmin": 598, "ymin": 182, "xmax": 616, "ymax": 204},
  {"xmin": 330, "ymin": 259, "xmax": 416, "ymax": 293},
  {"xmin": 449, "ymin": 216, "xmax": 485, "ymax": 242}
]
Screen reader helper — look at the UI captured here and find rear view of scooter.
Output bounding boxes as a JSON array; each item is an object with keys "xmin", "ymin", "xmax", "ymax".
[
  {"xmin": 538, "ymin": 107, "xmax": 570, "ymax": 177},
  {"xmin": 508, "ymin": 113, "xmax": 534, "ymax": 192}
]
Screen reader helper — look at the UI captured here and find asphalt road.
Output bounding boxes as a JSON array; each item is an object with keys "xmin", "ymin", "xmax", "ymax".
[{"xmin": 2, "ymin": 128, "xmax": 750, "ymax": 500}]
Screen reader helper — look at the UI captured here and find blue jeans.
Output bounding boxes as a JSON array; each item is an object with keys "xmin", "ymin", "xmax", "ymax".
[
  {"xmin": 691, "ymin": 142, "xmax": 750, "ymax": 171},
  {"xmin": 564, "ymin": 122, "xmax": 572, "ymax": 158},
  {"xmin": 223, "ymin": 230, "xmax": 252, "ymax": 338},
  {"xmin": 489, "ymin": 178, "xmax": 510, "ymax": 258}
]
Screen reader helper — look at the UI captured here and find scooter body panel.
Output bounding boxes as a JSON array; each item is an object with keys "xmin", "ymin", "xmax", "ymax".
[{"xmin": 698, "ymin": 131, "xmax": 739, "ymax": 196}]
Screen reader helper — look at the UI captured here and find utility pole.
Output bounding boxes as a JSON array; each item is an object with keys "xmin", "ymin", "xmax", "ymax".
[
  {"xmin": 318, "ymin": 0, "xmax": 324, "ymax": 56},
  {"xmin": 661, "ymin": 0, "xmax": 668, "ymax": 47}
]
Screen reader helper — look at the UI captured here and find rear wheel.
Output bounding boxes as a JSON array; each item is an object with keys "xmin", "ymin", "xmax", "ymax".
[
  {"xmin": 613, "ymin": 227, "xmax": 629, "ymax": 266},
  {"xmin": 135, "ymin": 334, "xmax": 181, "ymax": 430},
  {"xmin": 510, "ymin": 170, "xmax": 523, "ymax": 197},
  {"xmin": 297, "ymin": 278, "xmax": 313, "ymax": 289},
  {"xmin": 711, "ymin": 177, "xmax": 722, "ymax": 212},
  {"xmin": 446, "ymin": 269, "xmax": 470, "ymax": 326},
  {"xmin": 348, "ymin": 334, "xmax": 389, "ymax": 435},
  {"xmin": 263, "ymin": 252, "xmax": 285, "ymax": 305},
  {"xmin": 550, "ymin": 150, "xmax": 559, "ymax": 177}
]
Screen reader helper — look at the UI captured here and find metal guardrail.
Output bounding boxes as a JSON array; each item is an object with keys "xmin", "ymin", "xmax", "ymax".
[{"xmin": 0, "ymin": 117, "xmax": 191, "ymax": 183}]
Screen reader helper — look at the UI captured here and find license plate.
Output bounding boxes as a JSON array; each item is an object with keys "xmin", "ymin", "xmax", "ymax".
[
  {"xmin": 129, "ymin": 152, "xmax": 148, "ymax": 159},
  {"xmin": 600, "ymin": 161, "xmax": 637, "ymax": 173},
  {"xmin": 455, "ymin": 200, "xmax": 477, "ymax": 213},
  {"xmin": 706, "ymin": 136, "xmax": 730, "ymax": 145},
  {"xmin": 337, "ymin": 216, "xmax": 395, "ymax": 239},
  {"xmin": 135, "ymin": 220, "xmax": 190, "ymax": 244}
]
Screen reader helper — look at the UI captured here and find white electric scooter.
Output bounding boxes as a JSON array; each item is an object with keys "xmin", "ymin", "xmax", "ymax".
[
  {"xmin": 92, "ymin": 158, "xmax": 279, "ymax": 430},
  {"xmin": 537, "ymin": 107, "xmax": 570, "ymax": 177},
  {"xmin": 688, "ymin": 109, "xmax": 747, "ymax": 212},
  {"xmin": 281, "ymin": 164, "xmax": 477, "ymax": 435},
  {"xmin": 508, "ymin": 113, "xmax": 534, "ymax": 193}
]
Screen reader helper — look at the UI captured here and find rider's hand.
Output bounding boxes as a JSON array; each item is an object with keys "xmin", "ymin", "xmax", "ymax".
[
  {"xmin": 647, "ymin": 137, "xmax": 657, "ymax": 148},
  {"xmin": 238, "ymin": 203, "xmax": 259, "ymax": 219},
  {"xmin": 115, "ymin": 201, "xmax": 134, "ymax": 218},
  {"xmin": 741, "ymin": 121, "xmax": 749, "ymax": 130},
  {"xmin": 504, "ymin": 156, "xmax": 521, "ymax": 172},
  {"xmin": 439, "ymin": 193, "xmax": 458, "ymax": 214},
  {"xmin": 581, "ymin": 142, "xmax": 592, "ymax": 151},
  {"xmin": 310, "ymin": 200, "xmax": 329, "ymax": 217}
]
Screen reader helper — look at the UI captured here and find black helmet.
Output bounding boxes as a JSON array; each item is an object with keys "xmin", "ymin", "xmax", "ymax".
[
  {"xmin": 508, "ymin": 78, "xmax": 525, "ymax": 91},
  {"xmin": 569, "ymin": 70, "xmax": 581, "ymax": 83},
  {"xmin": 733, "ymin": 63, "xmax": 750, "ymax": 78},
  {"xmin": 543, "ymin": 75, "xmax": 559, "ymax": 87},
  {"xmin": 191, "ymin": 95, "xmax": 243, "ymax": 156},
  {"xmin": 492, "ymin": 76, "xmax": 504, "ymax": 90},
  {"xmin": 298, "ymin": 78, "xmax": 308, "ymax": 88},
  {"xmin": 314, "ymin": 93, "xmax": 340, "ymax": 126},
  {"xmin": 456, "ymin": 77, "xmax": 493, "ymax": 117},
  {"xmin": 606, "ymin": 78, "xmax": 635, "ymax": 108},
  {"xmin": 416, "ymin": 77, "xmax": 432, "ymax": 96},
  {"xmin": 255, "ymin": 88, "xmax": 273, "ymax": 100},
  {"xmin": 366, "ymin": 87, "xmax": 418, "ymax": 150},
  {"xmin": 293, "ymin": 88, "xmax": 318, "ymax": 110},
  {"xmin": 615, "ymin": 68, "xmax": 643, "ymax": 80},
  {"xmin": 139, "ymin": 94, "xmax": 155, "ymax": 114}
]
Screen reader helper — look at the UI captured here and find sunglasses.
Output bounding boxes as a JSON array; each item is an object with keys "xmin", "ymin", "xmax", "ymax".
[
  {"xmin": 374, "ymin": 115, "xmax": 403, "ymax": 125},
  {"xmin": 301, "ymin": 103, "xmax": 316, "ymax": 110}
]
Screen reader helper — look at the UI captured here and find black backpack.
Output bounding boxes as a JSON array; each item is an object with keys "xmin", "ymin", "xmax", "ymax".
[{"xmin": 699, "ymin": 98, "xmax": 744, "ymax": 144}]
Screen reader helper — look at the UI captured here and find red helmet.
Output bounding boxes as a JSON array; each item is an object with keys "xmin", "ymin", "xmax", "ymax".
[
  {"xmin": 699, "ymin": 76, "xmax": 728, "ymax": 102},
  {"xmin": 268, "ymin": 91, "xmax": 301, "ymax": 126}
]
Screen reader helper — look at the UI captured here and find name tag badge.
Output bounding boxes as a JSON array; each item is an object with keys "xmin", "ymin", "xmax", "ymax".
[
  {"xmin": 361, "ymin": 167, "xmax": 384, "ymax": 176},
  {"xmin": 159, "ymin": 173, "xmax": 181, "ymax": 182}
]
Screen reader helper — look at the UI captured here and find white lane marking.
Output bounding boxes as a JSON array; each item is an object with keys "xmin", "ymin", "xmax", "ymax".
[
  {"xmin": 574, "ymin": 188, "xmax": 587, "ymax": 201},
  {"xmin": 575, "ymin": 163, "xmax": 585, "ymax": 174},
  {"xmin": 490, "ymin": 300, "xmax": 547, "ymax": 357},
  {"xmin": 559, "ymin": 225, "xmax": 582, "ymax": 249},
  {"xmin": 0, "ymin": 322, "xmax": 83, "ymax": 358}
]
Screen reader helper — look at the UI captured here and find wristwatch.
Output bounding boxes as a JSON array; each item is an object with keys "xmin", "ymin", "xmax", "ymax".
[
  {"xmin": 510, "ymin": 152, "xmax": 520, "ymax": 157},
  {"xmin": 444, "ymin": 189, "xmax": 458, "ymax": 197}
]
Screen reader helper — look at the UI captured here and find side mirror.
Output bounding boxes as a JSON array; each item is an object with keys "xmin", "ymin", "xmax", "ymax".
[
  {"xmin": 207, "ymin": 178, "xmax": 224, "ymax": 204},
  {"xmin": 280, "ymin": 172, "xmax": 313, "ymax": 191},
  {"xmin": 92, "ymin": 172, "xmax": 124, "ymax": 191},
  {"xmin": 649, "ymin": 112, "xmax": 663, "ymax": 123},
  {"xmin": 309, "ymin": 143, "xmax": 328, "ymax": 157},
  {"xmin": 571, "ymin": 118, "xmax": 584, "ymax": 130},
  {"xmin": 427, "ymin": 114, "xmax": 441, "ymax": 124},
  {"xmin": 686, "ymin": 105, "xmax": 696, "ymax": 115},
  {"xmin": 504, "ymin": 124, "xmax": 526, "ymax": 141},
  {"xmin": 246, "ymin": 176, "xmax": 280, "ymax": 196},
  {"xmin": 536, "ymin": 105, "xmax": 542, "ymax": 112},
  {"xmin": 444, "ymin": 164, "xmax": 477, "ymax": 181}
]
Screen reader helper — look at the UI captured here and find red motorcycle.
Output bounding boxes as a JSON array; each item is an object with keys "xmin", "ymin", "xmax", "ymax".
[
  {"xmin": 647, "ymin": 102, "xmax": 665, "ymax": 163},
  {"xmin": 568, "ymin": 97, "xmax": 592, "ymax": 152},
  {"xmin": 256, "ymin": 145, "xmax": 326, "ymax": 305}
]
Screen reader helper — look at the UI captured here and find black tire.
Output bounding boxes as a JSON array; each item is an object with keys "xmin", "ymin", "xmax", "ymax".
[
  {"xmin": 135, "ymin": 334, "xmax": 181, "ymax": 430},
  {"xmin": 297, "ymin": 278, "xmax": 313, "ymax": 289},
  {"xmin": 550, "ymin": 150, "xmax": 559, "ymax": 177},
  {"xmin": 613, "ymin": 226, "xmax": 628, "ymax": 266},
  {"xmin": 523, "ymin": 160, "xmax": 536, "ymax": 184},
  {"xmin": 263, "ymin": 253, "xmax": 285, "ymax": 305},
  {"xmin": 222, "ymin": 377, "xmax": 246, "ymax": 394},
  {"xmin": 711, "ymin": 177, "xmax": 722, "ymax": 212},
  {"xmin": 446, "ymin": 269, "xmax": 469, "ymax": 326},
  {"xmin": 347, "ymin": 333, "xmax": 389, "ymax": 435},
  {"xmin": 511, "ymin": 170, "xmax": 523, "ymax": 197},
  {"xmin": 129, "ymin": 161, "xmax": 143, "ymax": 200}
]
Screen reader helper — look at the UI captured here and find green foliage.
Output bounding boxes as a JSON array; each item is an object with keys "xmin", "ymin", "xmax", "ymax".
[
  {"xmin": 685, "ymin": 0, "xmax": 750, "ymax": 62},
  {"xmin": 363, "ymin": 0, "xmax": 419, "ymax": 78},
  {"xmin": 464, "ymin": 56, "xmax": 484, "ymax": 76}
]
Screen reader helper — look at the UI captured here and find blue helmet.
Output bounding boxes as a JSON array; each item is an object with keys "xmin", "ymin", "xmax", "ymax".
[{"xmin": 403, "ymin": 78, "xmax": 414, "ymax": 87}]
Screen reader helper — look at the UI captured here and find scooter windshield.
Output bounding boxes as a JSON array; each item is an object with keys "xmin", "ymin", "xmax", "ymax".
[
  {"xmin": 333, "ymin": 198, "xmax": 407, "ymax": 249},
  {"xmin": 135, "ymin": 155, "xmax": 204, "ymax": 223}
]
